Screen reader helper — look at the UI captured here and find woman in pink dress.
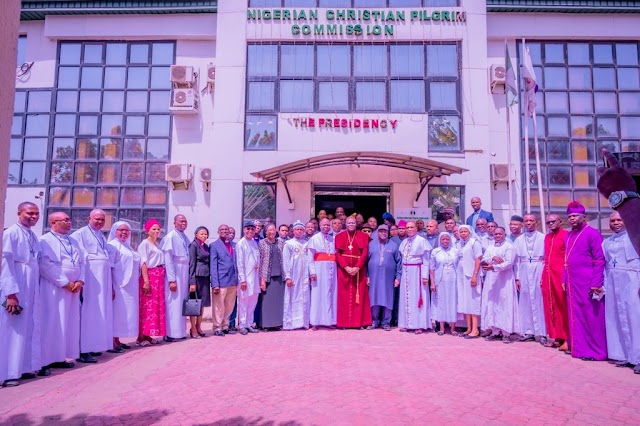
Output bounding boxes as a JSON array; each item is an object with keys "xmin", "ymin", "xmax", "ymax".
[{"xmin": 136, "ymin": 219, "xmax": 166, "ymax": 346}]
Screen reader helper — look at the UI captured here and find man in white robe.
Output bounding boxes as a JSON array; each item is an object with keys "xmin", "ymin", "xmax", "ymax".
[
  {"xmin": 603, "ymin": 212, "xmax": 640, "ymax": 374},
  {"xmin": 475, "ymin": 219, "xmax": 491, "ymax": 252},
  {"xmin": 514, "ymin": 213, "xmax": 547, "ymax": 343},
  {"xmin": 306, "ymin": 218, "xmax": 337, "ymax": 328},
  {"xmin": 0, "ymin": 202, "xmax": 42, "ymax": 387},
  {"xmin": 398, "ymin": 221, "xmax": 432, "ymax": 333},
  {"xmin": 39, "ymin": 212, "xmax": 85, "ymax": 374},
  {"xmin": 481, "ymin": 227, "xmax": 519, "ymax": 344},
  {"xmin": 283, "ymin": 221, "xmax": 311, "ymax": 330},
  {"xmin": 236, "ymin": 221, "xmax": 261, "ymax": 335},
  {"xmin": 161, "ymin": 214, "xmax": 190, "ymax": 341},
  {"xmin": 71, "ymin": 209, "xmax": 115, "ymax": 363}
]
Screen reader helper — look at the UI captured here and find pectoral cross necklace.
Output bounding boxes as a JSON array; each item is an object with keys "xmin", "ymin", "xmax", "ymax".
[
  {"xmin": 347, "ymin": 232, "xmax": 355, "ymax": 251},
  {"xmin": 20, "ymin": 225, "xmax": 37, "ymax": 258},
  {"xmin": 51, "ymin": 232, "xmax": 76, "ymax": 266}
]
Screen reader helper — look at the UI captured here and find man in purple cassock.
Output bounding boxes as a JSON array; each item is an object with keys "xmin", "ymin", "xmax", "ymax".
[{"xmin": 563, "ymin": 201, "xmax": 607, "ymax": 361}]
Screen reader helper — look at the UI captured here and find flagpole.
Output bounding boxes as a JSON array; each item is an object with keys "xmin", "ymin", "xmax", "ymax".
[
  {"xmin": 532, "ymin": 107, "xmax": 546, "ymax": 233},
  {"xmin": 505, "ymin": 39, "xmax": 514, "ymax": 220},
  {"xmin": 522, "ymin": 38, "xmax": 531, "ymax": 214}
]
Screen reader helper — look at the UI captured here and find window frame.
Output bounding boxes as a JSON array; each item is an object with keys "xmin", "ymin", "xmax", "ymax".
[{"xmin": 248, "ymin": 0, "xmax": 460, "ymax": 6}]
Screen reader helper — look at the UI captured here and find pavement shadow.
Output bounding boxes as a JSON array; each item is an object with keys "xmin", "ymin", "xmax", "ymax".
[
  {"xmin": 196, "ymin": 419, "xmax": 303, "ymax": 426},
  {"xmin": 0, "ymin": 409, "xmax": 167, "ymax": 426}
]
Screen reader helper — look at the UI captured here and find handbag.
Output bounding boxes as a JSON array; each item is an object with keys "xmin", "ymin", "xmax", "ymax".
[{"xmin": 182, "ymin": 291, "xmax": 202, "ymax": 316}]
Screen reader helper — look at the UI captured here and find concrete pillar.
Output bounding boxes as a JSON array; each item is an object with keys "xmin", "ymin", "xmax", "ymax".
[{"xmin": 0, "ymin": 1, "xmax": 21, "ymax": 254}]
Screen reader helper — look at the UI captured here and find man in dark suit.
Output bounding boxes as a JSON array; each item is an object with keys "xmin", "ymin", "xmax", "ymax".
[
  {"xmin": 465, "ymin": 197, "xmax": 495, "ymax": 231},
  {"xmin": 210, "ymin": 224, "xmax": 238, "ymax": 336}
]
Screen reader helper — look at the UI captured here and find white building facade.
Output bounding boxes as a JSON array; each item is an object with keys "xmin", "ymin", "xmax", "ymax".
[{"xmin": 7, "ymin": 0, "xmax": 640, "ymax": 241}]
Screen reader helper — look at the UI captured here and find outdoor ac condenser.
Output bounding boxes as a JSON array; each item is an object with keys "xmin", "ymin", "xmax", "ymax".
[{"xmin": 165, "ymin": 163, "xmax": 194, "ymax": 190}]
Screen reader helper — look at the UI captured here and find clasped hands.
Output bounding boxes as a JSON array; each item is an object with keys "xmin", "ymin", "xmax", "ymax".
[
  {"xmin": 344, "ymin": 266, "xmax": 359, "ymax": 276},
  {"xmin": 64, "ymin": 280, "xmax": 84, "ymax": 293}
]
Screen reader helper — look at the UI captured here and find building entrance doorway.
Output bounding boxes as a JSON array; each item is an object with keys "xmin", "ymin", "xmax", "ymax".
[{"xmin": 313, "ymin": 185, "xmax": 390, "ymax": 221}]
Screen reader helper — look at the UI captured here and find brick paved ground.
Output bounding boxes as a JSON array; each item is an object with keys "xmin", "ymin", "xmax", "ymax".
[{"xmin": 1, "ymin": 327, "xmax": 639, "ymax": 425}]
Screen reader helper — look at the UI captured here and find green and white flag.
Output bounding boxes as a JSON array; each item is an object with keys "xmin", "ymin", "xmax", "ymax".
[{"xmin": 505, "ymin": 45, "xmax": 518, "ymax": 107}]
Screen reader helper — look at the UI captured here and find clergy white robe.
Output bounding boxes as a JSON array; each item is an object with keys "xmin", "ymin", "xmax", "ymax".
[
  {"xmin": 456, "ymin": 238, "xmax": 483, "ymax": 315},
  {"xmin": 514, "ymin": 231, "xmax": 547, "ymax": 337},
  {"xmin": 0, "ymin": 224, "xmax": 42, "ymax": 381},
  {"xmin": 604, "ymin": 231, "xmax": 640, "ymax": 365},
  {"xmin": 109, "ymin": 239, "xmax": 141, "ymax": 337},
  {"xmin": 283, "ymin": 238, "xmax": 310, "ymax": 330},
  {"xmin": 306, "ymin": 232, "xmax": 336, "ymax": 326},
  {"xmin": 236, "ymin": 237, "xmax": 260, "ymax": 329},
  {"xmin": 71, "ymin": 226, "xmax": 115, "ymax": 352},
  {"xmin": 39, "ymin": 232, "xmax": 85, "ymax": 365},
  {"xmin": 398, "ymin": 235, "xmax": 432, "ymax": 330},
  {"xmin": 430, "ymin": 246, "xmax": 459, "ymax": 323},
  {"xmin": 161, "ymin": 229, "xmax": 190, "ymax": 338},
  {"xmin": 481, "ymin": 242, "xmax": 519, "ymax": 334}
]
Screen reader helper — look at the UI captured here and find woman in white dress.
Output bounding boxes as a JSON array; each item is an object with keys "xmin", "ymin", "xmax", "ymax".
[
  {"xmin": 108, "ymin": 221, "xmax": 141, "ymax": 350},
  {"xmin": 430, "ymin": 233, "xmax": 459, "ymax": 335}
]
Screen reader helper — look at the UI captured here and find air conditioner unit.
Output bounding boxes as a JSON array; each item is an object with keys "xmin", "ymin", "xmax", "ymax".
[
  {"xmin": 165, "ymin": 163, "xmax": 194, "ymax": 190},
  {"xmin": 200, "ymin": 167, "xmax": 212, "ymax": 192},
  {"xmin": 170, "ymin": 65, "xmax": 195, "ymax": 85},
  {"xmin": 206, "ymin": 63, "xmax": 216, "ymax": 84},
  {"xmin": 490, "ymin": 64, "xmax": 506, "ymax": 94},
  {"xmin": 490, "ymin": 163, "xmax": 512, "ymax": 188},
  {"xmin": 169, "ymin": 88, "xmax": 199, "ymax": 114}
]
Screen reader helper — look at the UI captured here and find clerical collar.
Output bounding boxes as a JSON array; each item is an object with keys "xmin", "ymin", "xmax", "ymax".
[
  {"xmin": 51, "ymin": 230, "xmax": 68, "ymax": 238},
  {"xmin": 614, "ymin": 230, "xmax": 627, "ymax": 236},
  {"xmin": 476, "ymin": 231, "xmax": 486, "ymax": 237},
  {"xmin": 525, "ymin": 231, "xmax": 536, "ymax": 237},
  {"xmin": 572, "ymin": 223, "xmax": 587, "ymax": 232},
  {"xmin": 494, "ymin": 241, "xmax": 504, "ymax": 247}
]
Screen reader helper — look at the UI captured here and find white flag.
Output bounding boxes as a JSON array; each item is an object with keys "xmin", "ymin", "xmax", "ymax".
[{"xmin": 521, "ymin": 45, "xmax": 538, "ymax": 117}]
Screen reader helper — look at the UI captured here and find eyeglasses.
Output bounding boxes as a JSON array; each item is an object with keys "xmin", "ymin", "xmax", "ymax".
[
  {"xmin": 53, "ymin": 218, "xmax": 71, "ymax": 223},
  {"xmin": 362, "ymin": 230, "xmax": 372, "ymax": 234},
  {"xmin": 545, "ymin": 220, "xmax": 558, "ymax": 225}
]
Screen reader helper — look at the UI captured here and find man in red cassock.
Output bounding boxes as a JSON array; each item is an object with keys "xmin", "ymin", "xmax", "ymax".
[
  {"xmin": 541, "ymin": 213, "xmax": 570, "ymax": 351},
  {"xmin": 335, "ymin": 216, "xmax": 371, "ymax": 329}
]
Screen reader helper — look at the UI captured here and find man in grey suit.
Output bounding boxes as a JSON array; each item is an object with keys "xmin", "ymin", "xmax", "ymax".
[
  {"xmin": 210, "ymin": 224, "xmax": 238, "ymax": 336},
  {"xmin": 465, "ymin": 197, "xmax": 495, "ymax": 231}
]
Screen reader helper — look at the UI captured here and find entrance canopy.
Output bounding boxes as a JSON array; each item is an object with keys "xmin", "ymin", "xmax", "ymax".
[{"xmin": 251, "ymin": 151, "xmax": 467, "ymax": 203}]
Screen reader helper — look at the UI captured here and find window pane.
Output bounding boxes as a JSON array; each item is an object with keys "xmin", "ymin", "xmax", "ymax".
[
  {"xmin": 128, "ymin": 67, "xmax": 150, "ymax": 89},
  {"xmin": 389, "ymin": 0, "xmax": 421, "ymax": 5},
  {"xmin": 317, "ymin": 45, "xmax": 350, "ymax": 77},
  {"xmin": 621, "ymin": 117, "xmax": 640, "ymax": 138},
  {"xmin": 102, "ymin": 91, "xmax": 124, "ymax": 112},
  {"xmin": 76, "ymin": 138, "xmax": 98, "ymax": 159},
  {"xmin": 548, "ymin": 166, "xmax": 571, "ymax": 187},
  {"xmin": 8, "ymin": 162, "xmax": 20, "ymax": 184},
  {"xmin": 79, "ymin": 115, "xmax": 99, "ymax": 135},
  {"xmin": 249, "ymin": 0, "xmax": 280, "ymax": 5},
  {"xmin": 426, "ymin": 0, "xmax": 459, "ymax": 5},
  {"xmin": 60, "ymin": 44, "xmax": 81, "ymax": 65},
  {"xmin": 593, "ymin": 44, "xmax": 613, "ymax": 64},
  {"xmin": 104, "ymin": 67, "xmax": 126, "ymax": 88},
  {"xmin": 98, "ymin": 163, "xmax": 120, "ymax": 184},
  {"xmin": 106, "ymin": 43, "xmax": 127, "ymax": 65},
  {"xmin": 619, "ymin": 92, "xmax": 640, "ymax": 114},
  {"xmin": 97, "ymin": 187, "xmax": 119, "ymax": 206},
  {"xmin": 616, "ymin": 43, "xmax": 639, "ymax": 66},
  {"xmin": 569, "ymin": 92, "xmax": 592, "ymax": 114},
  {"xmin": 125, "ymin": 138, "xmax": 146, "ymax": 160},
  {"xmin": 429, "ymin": 81, "xmax": 456, "ymax": 111},
  {"xmin": 145, "ymin": 188, "xmax": 167, "ymax": 205},
  {"xmin": 247, "ymin": 82, "xmax": 275, "ymax": 111},
  {"xmin": 572, "ymin": 142, "xmax": 594, "ymax": 163},
  {"xmin": 17, "ymin": 36, "xmax": 26, "ymax": 66},
  {"xmin": 73, "ymin": 188, "xmax": 95, "ymax": 207},
  {"xmin": 25, "ymin": 115, "xmax": 50, "ymax": 136},
  {"xmin": 245, "ymin": 116, "xmax": 277, "ymax": 150},
  {"xmin": 21, "ymin": 162, "xmax": 46, "ymax": 185},
  {"xmin": 390, "ymin": 45, "xmax": 424, "ymax": 77},
  {"xmin": 427, "ymin": 186, "xmax": 463, "ymax": 223},
  {"xmin": 10, "ymin": 138, "xmax": 22, "ymax": 160},
  {"xmin": 52, "ymin": 138, "xmax": 75, "ymax": 160},
  {"xmin": 81, "ymin": 67, "xmax": 103, "ymax": 89},
  {"xmin": 150, "ymin": 67, "xmax": 170, "ymax": 89},
  {"xmin": 427, "ymin": 45, "xmax": 457, "ymax": 77},
  {"xmin": 354, "ymin": 45, "xmax": 387, "ymax": 77},
  {"xmin": 354, "ymin": 0, "xmax": 386, "ymax": 7},
  {"xmin": 571, "ymin": 116, "xmax": 593, "ymax": 138},
  {"xmin": 594, "ymin": 92, "xmax": 617, "ymax": 114},
  {"xmin": 84, "ymin": 44, "xmax": 103, "ymax": 64},
  {"xmin": 544, "ymin": 43, "xmax": 564, "ymax": 64},
  {"xmin": 145, "ymin": 163, "xmax": 165, "ymax": 184},
  {"xmin": 568, "ymin": 67, "xmax": 591, "ymax": 90},
  {"xmin": 547, "ymin": 117, "xmax": 568, "ymax": 137},
  {"xmin": 11, "ymin": 116, "xmax": 22, "ymax": 135},
  {"xmin": 152, "ymin": 43, "xmax": 174, "ymax": 65},
  {"xmin": 50, "ymin": 162, "xmax": 73, "ymax": 184},
  {"xmin": 597, "ymin": 117, "xmax": 617, "ymax": 137},
  {"xmin": 545, "ymin": 92, "xmax": 568, "ymax": 114},
  {"xmin": 77, "ymin": 91, "xmax": 101, "ymax": 113},
  {"xmin": 147, "ymin": 139, "xmax": 170, "ymax": 161},
  {"xmin": 573, "ymin": 166, "xmax": 596, "ymax": 188},
  {"xmin": 543, "ymin": 67, "xmax": 566, "ymax": 90},
  {"xmin": 149, "ymin": 91, "xmax": 170, "ymax": 112},
  {"xmin": 567, "ymin": 43, "xmax": 589, "ymax": 65},
  {"xmin": 617, "ymin": 68, "xmax": 639, "ymax": 90},
  {"xmin": 319, "ymin": 0, "xmax": 351, "ymax": 6},
  {"xmin": 100, "ymin": 138, "xmax": 121, "ymax": 160},
  {"xmin": 280, "ymin": 80, "xmax": 314, "ymax": 112},
  {"xmin": 126, "ymin": 91, "xmax": 149, "ymax": 112},
  {"xmin": 27, "ymin": 91, "xmax": 51, "ymax": 112},
  {"xmin": 284, "ymin": 0, "xmax": 315, "ymax": 6},
  {"xmin": 355, "ymin": 82, "xmax": 386, "ymax": 111},
  {"xmin": 125, "ymin": 116, "xmax": 146, "ymax": 136},
  {"xmin": 429, "ymin": 116, "xmax": 460, "ymax": 152},
  {"xmin": 58, "ymin": 67, "xmax": 80, "ymax": 89},
  {"xmin": 318, "ymin": 82, "xmax": 349, "ymax": 111},
  {"xmin": 546, "ymin": 141, "xmax": 570, "ymax": 163},
  {"xmin": 148, "ymin": 115, "xmax": 170, "ymax": 137},
  {"xmin": 281, "ymin": 45, "xmax": 314, "ymax": 77},
  {"xmin": 102, "ymin": 115, "xmax": 123, "ymax": 136},
  {"xmin": 120, "ymin": 188, "xmax": 143, "ymax": 206},
  {"xmin": 49, "ymin": 187, "xmax": 72, "ymax": 207},
  {"xmin": 130, "ymin": 44, "xmax": 149, "ymax": 64},
  {"xmin": 57, "ymin": 91, "xmax": 78, "ymax": 112},
  {"xmin": 122, "ymin": 163, "xmax": 144, "ymax": 184},
  {"xmin": 391, "ymin": 81, "xmax": 425, "ymax": 113},
  {"xmin": 593, "ymin": 68, "xmax": 615, "ymax": 90},
  {"xmin": 14, "ymin": 92, "xmax": 26, "ymax": 113},
  {"xmin": 54, "ymin": 114, "xmax": 76, "ymax": 136},
  {"xmin": 247, "ymin": 45, "xmax": 278, "ymax": 77},
  {"xmin": 75, "ymin": 163, "xmax": 97, "ymax": 184},
  {"xmin": 243, "ymin": 184, "xmax": 276, "ymax": 222}
]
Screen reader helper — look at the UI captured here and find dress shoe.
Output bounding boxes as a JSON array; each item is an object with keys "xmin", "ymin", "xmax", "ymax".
[
  {"xmin": 502, "ymin": 336, "xmax": 513, "ymax": 344},
  {"xmin": 226, "ymin": 328, "xmax": 238, "ymax": 335},
  {"xmin": 464, "ymin": 334, "xmax": 480, "ymax": 340},
  {"xmin": 518, "ymin": 334, "xmax": 535, "ymax": 342},
  {"xmin": 89, "ymin": 352, "xmax": 102, "ymax": 357},
  {"xmin": 163, "ymin": 336, "xmax": 176, "ymax": 343},
  {"xmin": 480, "ymin": 329, "xmax": 492, "ymax": 338},
  {"xmin": 247, "ymin": 326, "xmax": 259, "ymax": 333},
  {"xmin": 50, "ymin": 361, "xmax": 75, "ymax": 369},
  {"xmin": 239, "ymin": 328, "xmax": 249, "ymax": 335},
  {"xmin": 21, "ymin": 372, "xmax": 36, "ymax": 379},
  {"xmin": 107, "ymin": 347, "xmax": 125, "ymax": 354},
  {"xmin": 37, "ymin": 367, "xmax": 51, "ymax": 377},
  {"xmin": 2, "ymin": 380, "xmax": 19, "ymax": 387},
  {"xmin": 580, "ymin": 356, "xmax": 596, "ymax": 361},
  {"xmin": 614, "ymin": 360, "xmax": 630, "ymax": 368},
  {"xmin": 485, "ymin": 334, "xmax": 502, "ymax": 341},
  {"xmin": 120, "ymin": 343, "xmax": 131, "ymax": 350},
  {"xmin": 367, "ymin": 324, "xmax": 378, "ymax": 330},
  {"xmin": 383, "ymin": 324, "xmax": 391, "ymax": 331},
  {"xmin": 77, "ymin": 353, "xmax": 98, "ymax": 364},
  {"xmin": 213, "ymin": 330, "xmax": 225, "ymax": 337}
]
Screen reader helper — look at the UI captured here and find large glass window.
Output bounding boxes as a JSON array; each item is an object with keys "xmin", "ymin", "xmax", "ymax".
[
  {"xmin": 428, "ymin": 185, "xmax": 464, "ymax": 224},
  {"xmin": 45, "ymin": 41, "xmax": 174, "ymax": 242},
  {"xmin": 246, "ymin": 42, "xmax": 462, "ymax": 151},
  {"xmin": 17, "ymin": 35, "xmax": 27, "ymax": 66},
  {"xmin": 519, "ymin": 41, "xmax": 640, "ymax": 232},
  {"xmin": 243, "ymin": 183, "xmax": 276, "ymax": 224}
]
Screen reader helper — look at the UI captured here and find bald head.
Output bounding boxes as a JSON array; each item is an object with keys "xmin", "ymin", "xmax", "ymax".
[
  {"xmin": 426, "ymin": 219, "xmax": 438, "ymax": 236},
  {"xmin": 609, "ymin": 211, "xmax": 624, "ymax": 233},
  {"xmin": 49, "ymin": 211, "xmax": 71, "ymax": 234},
  {"xmin": 88, "ymin": 209, "xmax": 106, "ymax": 231}
]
